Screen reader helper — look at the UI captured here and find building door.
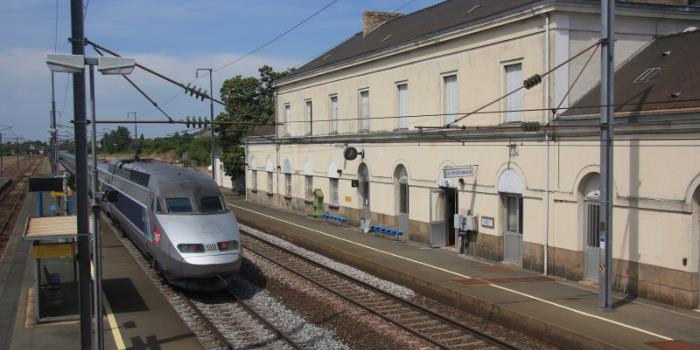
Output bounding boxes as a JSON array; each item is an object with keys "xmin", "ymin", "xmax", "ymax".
[
  {"xmin": 358, "ymin": 164, "xmax": 370, "ymax": 219},
  {"xmin": 584, "ymin": 200, "xmax": 601, "ymax": 281},
  {"xmin": 445, "ymin": 188, "xmax": 457, "ymax": 246},
  {"xmin": 396, "ymin": 165, "xmax": 409, "ymax": 234},
  {"xmin": 430, "ymin": 189, "xmax": 447, "ymax": 247},
  {"xmin": 503, "ymin": 194, "xmax": 523, "ymax": 264}
]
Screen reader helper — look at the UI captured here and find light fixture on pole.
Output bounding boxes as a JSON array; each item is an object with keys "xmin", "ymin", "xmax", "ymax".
[{"xmin": 47, "ymin": 52, "xmax": 135, "ymax": 350}]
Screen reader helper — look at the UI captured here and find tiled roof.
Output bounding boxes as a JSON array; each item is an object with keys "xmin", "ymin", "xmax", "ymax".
[{"xmin": 564, "ymin": 29, "xmax": 700, "ymax": 117}]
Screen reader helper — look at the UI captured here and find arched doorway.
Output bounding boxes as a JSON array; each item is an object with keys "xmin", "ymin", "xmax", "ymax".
[
  {"xmin": 358, "ymin": 163, "xmax": 370, "ymax": 220},
  {"xmin": 498, "ymin": 169, "xmax": 523, "ymax": 264},
  {"xmin": 394, "ymin": 164, "xmax": 409, "ymax": 234},
  {"xmin": 580, "ymin": 173, "xmax": 601, "ymax": 282}
]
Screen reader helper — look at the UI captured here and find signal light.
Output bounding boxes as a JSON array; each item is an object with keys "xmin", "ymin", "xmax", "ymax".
[
  {"xmin": 217, "ymin": 240, "xmax": 239, "ymax": 251},
  {"xmin": 177, "ymin": 243, "xmax": 205, "ymax": 253}
]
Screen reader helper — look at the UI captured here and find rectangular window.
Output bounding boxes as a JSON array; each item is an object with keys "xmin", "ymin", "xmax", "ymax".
[
  {"xmin": 397, "ymin": 83, "xmax": 408, "ymax": 129},
  {"xmin": 305, "ymin": 100, "xmax": 313, "ymax": 135},
  {"xmin": 329, "ymin": 178, "xmax": 339, "ymax": 204},
  {"xmin": 443, "ymin": 75, "xmax": 458, "ymax": 124},
  {"xmin": 505, "ymin": 63, "xmax": 523, "ymax": 122},
  {"xmin": 251, "ymin": 170, "xmax": 257, "ymax": 191},
  {"xmin": 199, "ymin": 196, "xmax": 224, "ymax": 213},
  {"xmin": 267, "ymin": 172, "xmax": 273, "ymax": 192},
  {"xmin": 329, "ymin": 95, "xmax": 338, "ymax": 133},
  {"xmin": 305, "ymin": 176, "xmax": 313, "ymax": 199},
  {"xmin": 285, "ymin": 174, "xmax": 292, "ymax": 196},
  {"xmin": 165, "ymin": 197, "xmax": 193, "ymax": 213},
  {"xmin": 359, "ymin": 90, "xmax": 370, "ymax": 131},
  {"xmin": 283, "ymin": 104, "xmax": 291, "ymax": 135}
]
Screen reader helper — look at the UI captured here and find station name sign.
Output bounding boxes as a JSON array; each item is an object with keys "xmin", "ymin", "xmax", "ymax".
[{"xmin": 443, "ymin": 166, "xmax": 474, "ymax": 178}]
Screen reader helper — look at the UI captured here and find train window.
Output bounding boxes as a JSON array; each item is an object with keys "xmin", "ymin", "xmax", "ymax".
[
  {"xmin": 199, "ymin": 196, "xmax": 224, "ymax": 213},
  {"xmin": 165, "ymin": 197, "xmax": 193, "ymax": 213}
]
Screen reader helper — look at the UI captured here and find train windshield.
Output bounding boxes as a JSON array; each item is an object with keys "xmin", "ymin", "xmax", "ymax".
[
  {"xmin": 199, "ymin": 196, "xmax": 225, "ymax": 213},
  {"xmin": 165, "ymin": 197, "xmax": 193, "ymax": 213}
]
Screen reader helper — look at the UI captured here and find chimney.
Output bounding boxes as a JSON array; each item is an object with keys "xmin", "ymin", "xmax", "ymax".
[{"xmin": 363, "ymin": 11, "xmax": 401, "ymax": 36}]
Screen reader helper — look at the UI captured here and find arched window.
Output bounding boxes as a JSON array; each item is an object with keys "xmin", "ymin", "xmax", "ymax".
[
  {"xmin": 283, "ymin": 159, "xmax": 292, "ymax": 196},
  {"xmin": 250, "ymin": 158, "xmax": 258, "ymax": 191},
  {"xmin": 304, "ymin": 160, "xmax": 313, "ymax": 199},
  {"xmin": 394, "ymin": 165, "xmax": 408, "ymax": 215}
]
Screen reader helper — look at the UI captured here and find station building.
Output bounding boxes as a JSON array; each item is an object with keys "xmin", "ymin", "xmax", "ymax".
[{"xmin": 243, "ymin": 0, "xmax": 700, "ymax": 308}]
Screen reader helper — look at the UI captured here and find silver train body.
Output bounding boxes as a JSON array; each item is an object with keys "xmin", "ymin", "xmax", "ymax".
[{"xmin": 59, "ymin": 152, "xmax": 242, "ymax": 290}]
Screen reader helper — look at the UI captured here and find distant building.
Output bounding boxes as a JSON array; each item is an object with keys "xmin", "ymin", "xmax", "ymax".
[{"xmin": 245, "ymin": 0, "xmax": 700, "ymax": 308}]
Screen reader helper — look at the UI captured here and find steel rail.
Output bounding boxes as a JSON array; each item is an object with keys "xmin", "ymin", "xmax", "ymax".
[
  {"xmin": 240, "ymin": 231, "xmax": 518, "ymax": 350},
  {"xmin": 174, "ymin": 292, "xmax": 233, "ymax": 350},
  {"xmin": 0, "ymin": 158, "xmax": 42, "ymax": 258},
  {"xmin": 222, "ymin": 287, "xmax": 304, "ymax": 350}
]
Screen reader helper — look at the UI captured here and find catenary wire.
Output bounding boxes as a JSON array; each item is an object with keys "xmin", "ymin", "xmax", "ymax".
[{"xmin": 138, "ymin": 0, "xmax": 341, "ymax": 117}]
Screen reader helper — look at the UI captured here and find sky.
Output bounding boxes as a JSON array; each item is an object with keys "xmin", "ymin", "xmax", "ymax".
[{"xmin": 0, "ymin": 0, "xmax": 443, "ymax": 142}]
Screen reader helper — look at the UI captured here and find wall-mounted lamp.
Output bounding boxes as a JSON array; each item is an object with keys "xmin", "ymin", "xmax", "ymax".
[{"xmin": 337, "ymin": 169, "xmax": 343, "ymax": 176}]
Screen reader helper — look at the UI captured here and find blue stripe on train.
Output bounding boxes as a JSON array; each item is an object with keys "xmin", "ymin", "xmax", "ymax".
[{"xmin": 108, "ymin": 185, "xmax": 147, "ymax": 234}]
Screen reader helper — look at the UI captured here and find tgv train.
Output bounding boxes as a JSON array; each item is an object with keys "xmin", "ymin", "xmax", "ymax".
[{"xmin": 59, "ymin": 152, "xmax": 241, "ymax": 290}]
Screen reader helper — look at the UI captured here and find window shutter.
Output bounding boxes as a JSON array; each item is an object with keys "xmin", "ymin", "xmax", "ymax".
[
  {"xmin": 505, "ymin": 64, "xmax": 522, "ymax": 122},
  {"xmin": 444, "ymin": 75, "xmax": 458, "ymax": 124},
  {"xmin": 398, "ymin": 84, "xmax": 408, "ymax": 129}
]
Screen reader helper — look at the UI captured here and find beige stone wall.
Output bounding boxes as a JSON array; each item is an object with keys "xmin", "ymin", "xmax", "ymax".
[{"xmin": 244, "ymin": 4, "xmax": 700, "ymax": 308}]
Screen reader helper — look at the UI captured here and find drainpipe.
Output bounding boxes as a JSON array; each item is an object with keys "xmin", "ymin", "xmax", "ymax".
[{"xmin": 543, "ymin": 13, "xmax": 551, "ymax": 276}]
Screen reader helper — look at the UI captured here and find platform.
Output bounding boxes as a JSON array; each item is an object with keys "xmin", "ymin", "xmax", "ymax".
[
  {"xmin": 225, "ymin": 193, "xmax": 700, "ymax": 350},
  {"xmin": 0, "ymin": 172, "xmax": 202, "ymax": 350}
]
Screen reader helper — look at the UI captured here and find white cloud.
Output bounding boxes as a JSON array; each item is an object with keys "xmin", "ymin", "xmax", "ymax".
[{"xmin": 0, "ymin": 47, "xmax": 300, "ymax": 141}]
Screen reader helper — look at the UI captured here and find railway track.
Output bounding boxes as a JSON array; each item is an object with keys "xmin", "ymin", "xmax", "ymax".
[
  {"xmin": 0, "ymin": 157, "xmax": 42, "ymax": 259},
  {"xmin": 240, "ymin": 230, "xmax": 519, "ymax": 350},
  {"xmin": 111, "ymin": 214, "xmax": 304, "ymax": 350}
]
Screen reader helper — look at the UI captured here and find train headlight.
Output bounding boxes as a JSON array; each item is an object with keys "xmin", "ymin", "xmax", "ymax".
[
  {"xmin": 217, "ymin": 240, "xmax": 239, "ymax": 251},
  {"xmin": 177, "ymin": 243, "xmax": 205, "ymax": 253}
]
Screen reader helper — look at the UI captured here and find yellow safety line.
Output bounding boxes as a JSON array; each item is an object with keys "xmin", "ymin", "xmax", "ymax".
[
  {"xmin": 230, "ymin": 202, "xmax": 674, "ymax": 341},
  {"xmin": 91, "ymin": 262, "xmax": 126, "ymax": 350}
]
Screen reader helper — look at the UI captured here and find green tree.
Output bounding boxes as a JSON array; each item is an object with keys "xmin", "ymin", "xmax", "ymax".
[{"xmin": 217, "ymin": 65, "xmax": 294, "ymax": 177}]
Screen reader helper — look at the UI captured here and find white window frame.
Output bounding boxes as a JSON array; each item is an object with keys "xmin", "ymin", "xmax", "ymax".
[
  {"xmin": 396, "ymin": 82, "xmax": 408, "ymax": 129},
  {"xmin": 504, "ymin": 61, "xmax": 523, "ymax": 123},
  {"xmin": 305, "ymin": 176, "xmax": 313, "ymax": 199},
  {"xmin": 442, "ymin": 74, "xmax": 458, "ymax": 125},
  {"xmin": 267, "ymin": 171, "xmax": 273, "ymax": 193},
  {"xmin": 329, "ymin": 178, "xmax": 339, "ymax": 204},
  {"xmin": 285, "ymin": 173, "xmax": 292, "ymax": 196},
  {"xmin": 329, "ymin": 94, "xmax": 338, "ymax": 134},
  {"xmin": 359, "ymin": 89, "xmax": 370, "ymax": 132},
  {"xmin": 305, "ymin": 99, "xmax": 313, "ymax": 136},
  {"xmin": 283, "ymin": 103, "xmax": 291, "ymax": 136}
]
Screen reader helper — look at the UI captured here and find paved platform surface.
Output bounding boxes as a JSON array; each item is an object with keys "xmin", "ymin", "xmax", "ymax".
[
  {"xmin": 226, "ymin": 193, "xmax": 700, "ymax": 350},
  {"xmin": 0, "ymin": 169, "xmax": 202, "ymax": 349}
]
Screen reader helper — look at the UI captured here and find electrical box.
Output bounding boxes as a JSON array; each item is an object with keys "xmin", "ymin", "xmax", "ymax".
[
  {"xmin": 453, "ymin": 214, "xmax": 465, "ymax": 231},
  {"xmin": 464, "ymin": 215, "xmax": 477, "ymax": 231}
]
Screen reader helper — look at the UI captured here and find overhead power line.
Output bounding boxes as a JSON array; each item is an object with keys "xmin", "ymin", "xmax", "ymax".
[
  {"xmin": 139, "ymin": 0, "xmax": 340, "ymax": 117},
  {"xmin": 213, "ymin": 0, "xmax": 340, "ymax": 73}
]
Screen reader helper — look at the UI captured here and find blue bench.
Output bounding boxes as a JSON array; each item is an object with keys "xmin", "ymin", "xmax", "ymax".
[
  {"xmin": 322, "ymin": 213, "xmax": 348, "ymax": 225},
  {"xmin": 369, "ymin": 225, "xmax": 403, "ymax": 240}
]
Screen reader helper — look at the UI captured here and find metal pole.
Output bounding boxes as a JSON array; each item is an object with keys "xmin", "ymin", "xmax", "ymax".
[
  {"xmin": 51, "ymin": 72, "xmax": 58, "ymax": 176},
  {"xmin": 599, "ymin": 0, "xmax": 614, "ymax": 310},
  {"xmin": 197, "ymin": 68, "xmax": 216, "ymax": 180},
  {"xmin": 70, "ymin": 0, "xmax": 93, "ymax": 347},
  {"xmin": 0, "ymin": 133, "xmax": 3, "ymax": 174},
  {"xmin": 89, "ymin": 64, "xmax": 104, "ymax": 350}
]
